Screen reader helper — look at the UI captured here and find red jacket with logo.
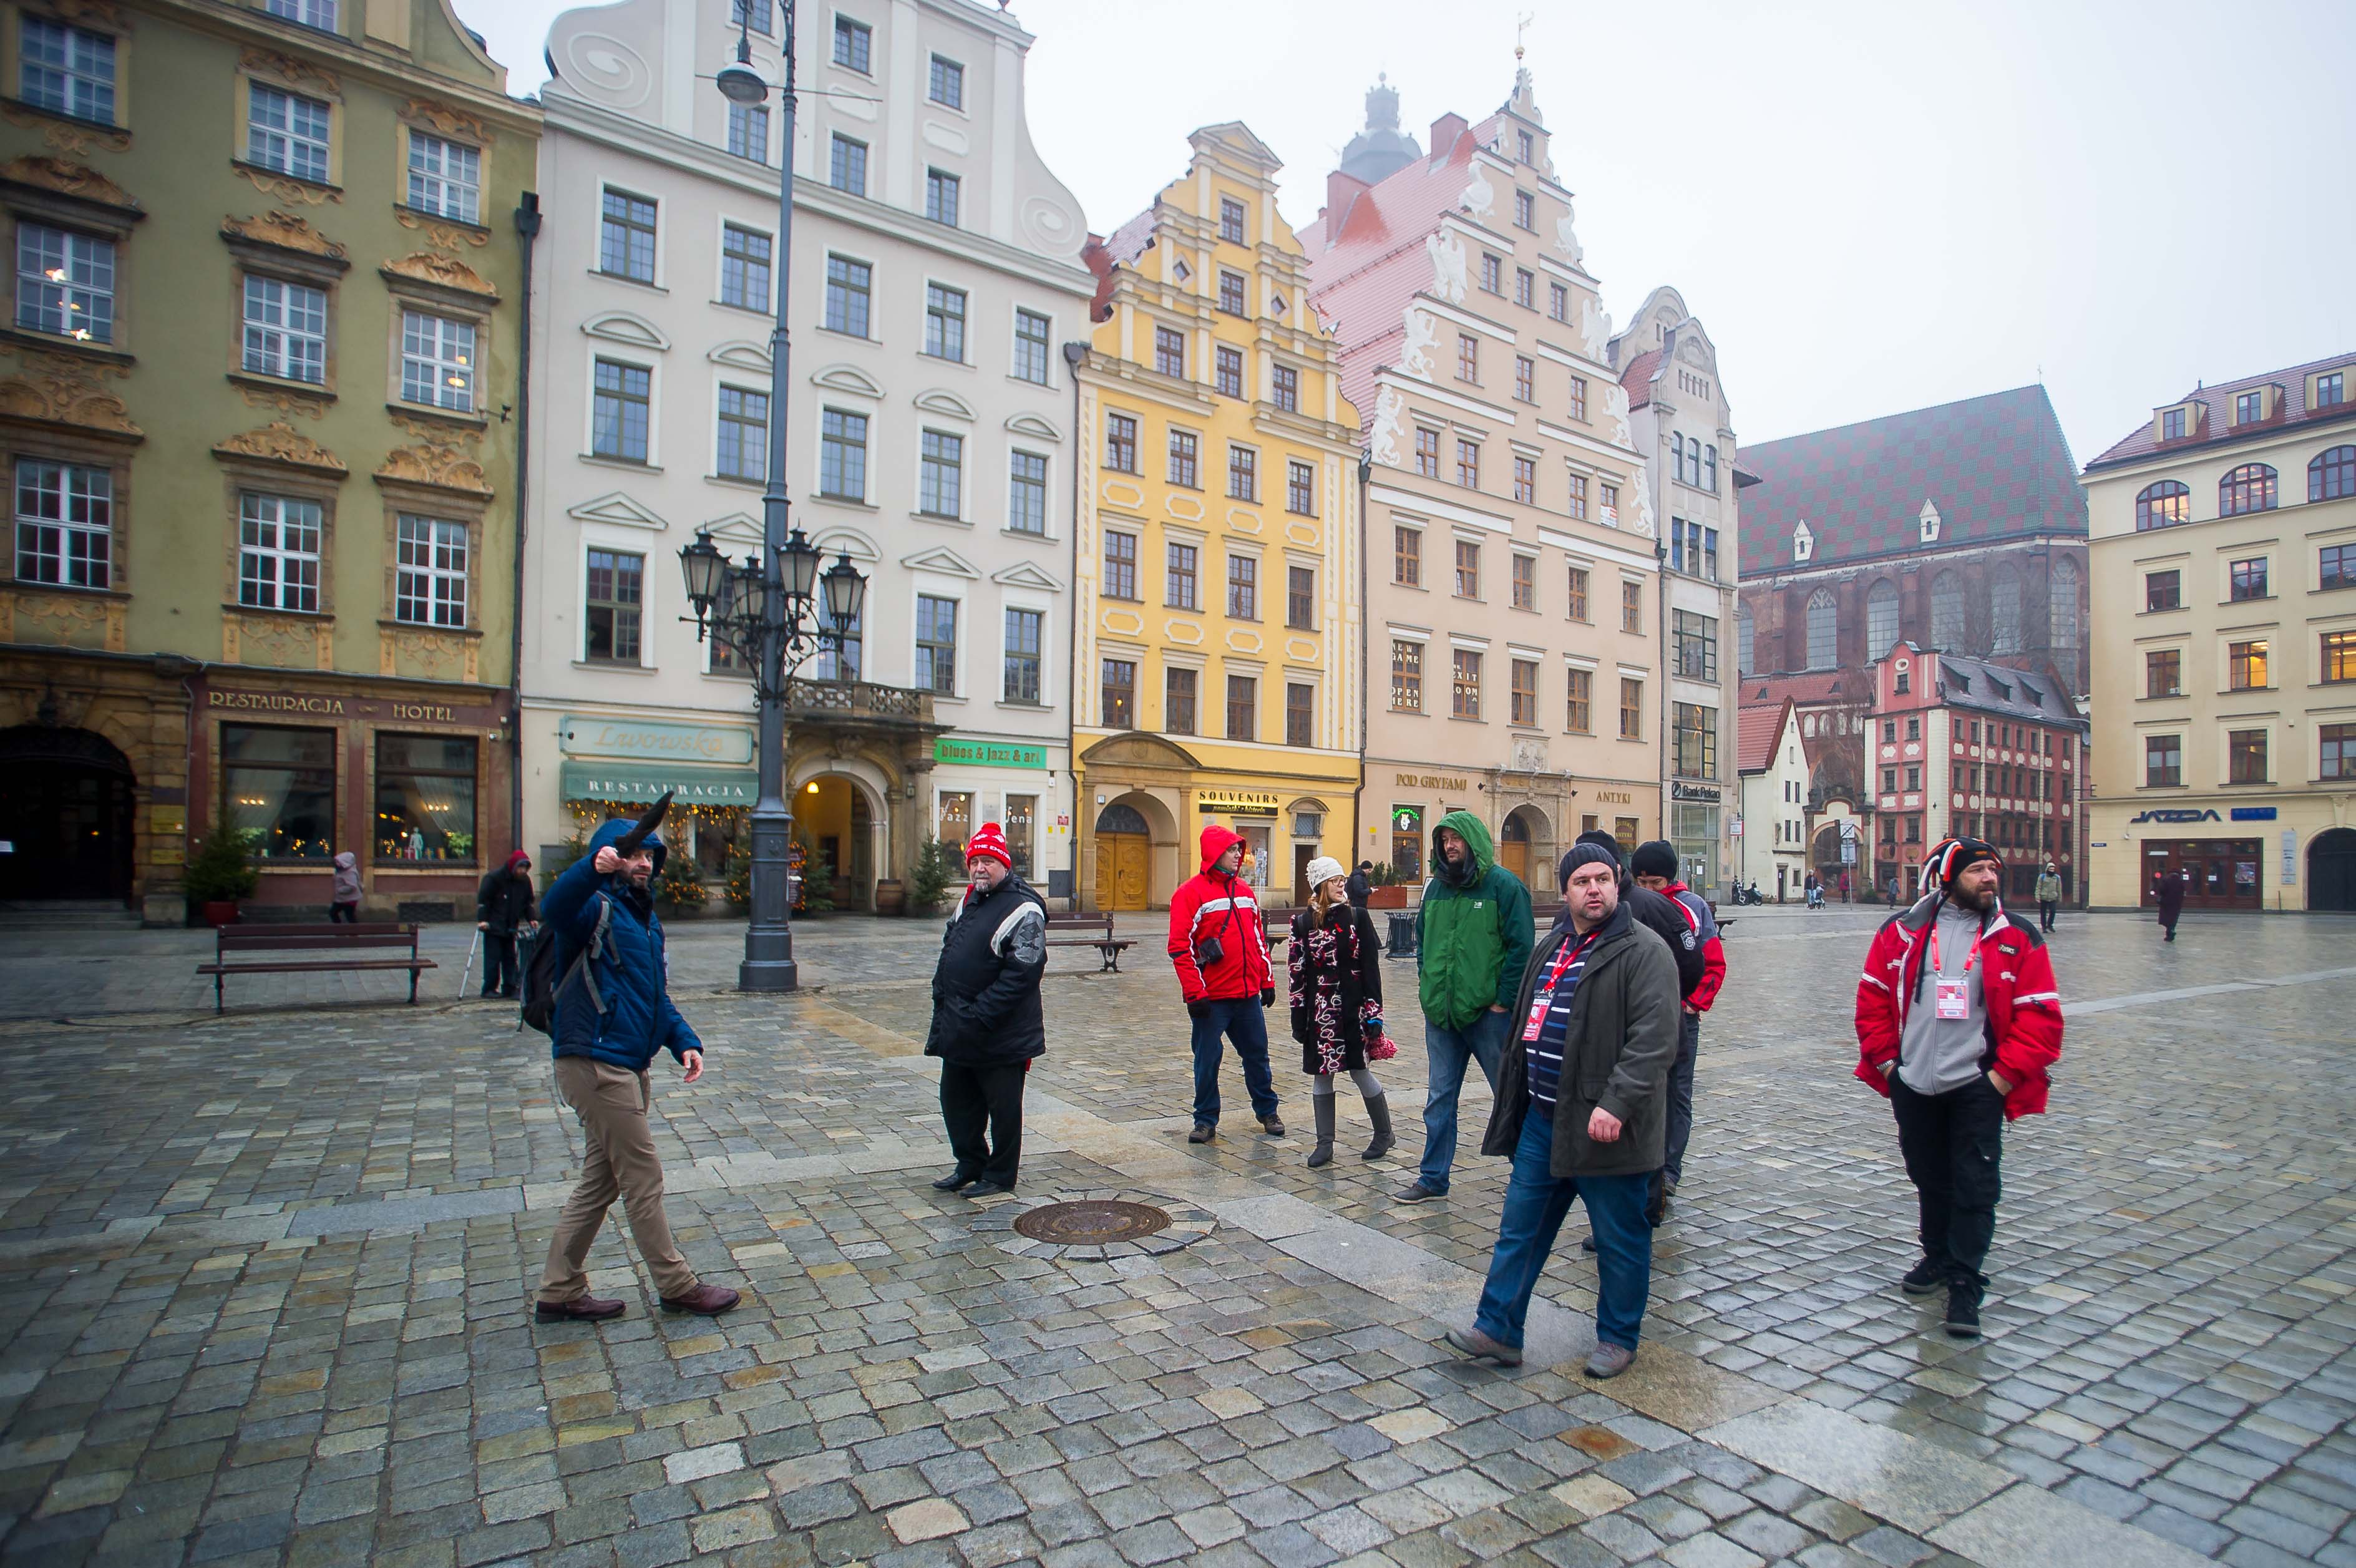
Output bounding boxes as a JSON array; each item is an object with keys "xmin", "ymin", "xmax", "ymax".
[
  {"xmin": 1853, "ymin": 894, "xmax": 2063, "ymax": 1120},
  {"xmin": 1167, "ymin": 824, "xmax": 1274, "ymax": 1003},
  {"xmin": 1658, "ymin": 882, "xmax": 1726, "ymax": 1011}
]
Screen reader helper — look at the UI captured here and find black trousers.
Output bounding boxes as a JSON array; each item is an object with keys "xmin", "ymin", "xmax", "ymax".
[
  {"xmin": 328, "ymin": 902, "xmax": 358, "ymax": 924},
  {"xmin": 482, "ymin": 933, "xmax": 520, "ymax": 996},
  {"xmin": 940, "ymin": 1060, "xmax": 1026, "ymax": 1186},
  {"xmin": 2037, "ymin": 899, "xmax": 2057, "ymax": 931},
  {"xmin": 1889, "ymin": 1074, "xmax": 2004, "ymax": 1287}
]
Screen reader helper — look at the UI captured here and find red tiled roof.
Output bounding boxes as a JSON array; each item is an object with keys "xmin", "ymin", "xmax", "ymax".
[
  {"xmin": 1737, "ymin": 670, "xmax": 1869, "ymax": 708},
  {"xmin": 1619, "ymin": 348, "xmax": 1663, "ymax": 411},
  {"xmin": 2084, "ymin": 351, "xmax": 2356, "ymax": 470},
  {"xmin": 1103, "ymin": 206, "xmax": 1157, "ymax": 268},
  {"xmin": 1738, "ymin": 386, "xmax": 2086, "ymax": 578},
  {"xmin": 1299, "ymin": 109, "xmax": 1511, "ymax": 430},
  {"xmin": 1736, "ymin": 700, "xmax": 1793, "ymax": 775}
]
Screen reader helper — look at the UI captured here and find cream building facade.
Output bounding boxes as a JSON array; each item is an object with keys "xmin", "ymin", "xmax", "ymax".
[
  {"xmin": 522, "ymin": 0, "xmax": 1092, "ymax": 907},
  {"xmin": 1612, "ymin": 287, "xmax": 1743, "ymax": 895},
  {"xmin": 1305, "ymin": 71, "xmax": 1659, "ymax": 890},
  {"xmin": 2085, "ymin": 353, "xmax": 2356, "ymax": 913}
]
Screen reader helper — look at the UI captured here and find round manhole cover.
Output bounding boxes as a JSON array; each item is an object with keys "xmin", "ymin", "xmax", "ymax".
[{"xmin": 1013, "ymin": 1199, "xmax": 1172, "ymax": 1245}]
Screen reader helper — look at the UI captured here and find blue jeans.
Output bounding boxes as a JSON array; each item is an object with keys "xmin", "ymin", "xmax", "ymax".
[
  {"xmin": 1416, "ymin": 1009, "xmax": 1508, "ymax": 1193},
  {"xmin": 1472, "ymin": 1108, "xmax": 1654, "ymax": 1352},
  {"xmin": 1190, "ymin": 997, "xmax": 1279, "ymax": 1127},
  {"xmin": 1663, "ymin": 1011, "xmax": 1700, "ymax": 1185}
]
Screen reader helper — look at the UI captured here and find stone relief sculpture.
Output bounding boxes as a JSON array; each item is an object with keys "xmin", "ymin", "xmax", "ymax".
[
  {"xmin": 1554, "ymin": 207, "xmax": 1584, "ymax": 268},
  {"xmin": 1398, "ymin": 307, "xmax": 1439, "ymax": 377},
  {"xmin": 1632, "ymin": 470, "xmax": 1658, "ymax": 538},
  {"xmin": 1368, "ymin": 386, "xmax": 1406, "ymax": 467},
  {"xmin": 1424, "ymin": 231, "xmax": 1467, "ymax": 304},
  {"xmin": 1460, "ymin": 165, "xmax": 1496, "ymax": 220},
  {"xmin": 1579, "ymin": 296, "xmax": 1614, "ymax": 361},
  {"xmin": 549, "ymin": 25, "xmax": 655, "ymax": 112},
  {"xmin": 1604, "ymin": 382, "xmax": 1633, "ymax": 447}
]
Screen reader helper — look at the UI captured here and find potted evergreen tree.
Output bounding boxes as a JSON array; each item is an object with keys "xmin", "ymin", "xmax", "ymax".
[
  {"xmin": 903, "ymin": 837, "xmax": 956, "ymax": 918},
  {"xmin": 184, "ymin": 828, "xmax": 260, "ymax": 928}
]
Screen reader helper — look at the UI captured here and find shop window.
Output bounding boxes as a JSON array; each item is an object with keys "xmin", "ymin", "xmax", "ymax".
[
  {"xmin": 375, "ymin": 733, "xmax": 476, "ymax": 863},
  {"xmin": 222, "ymin": 723, "xmax": 335, "ymax": 860},
  {"xmin": 1004, "ymin": 795, "xmax": 1035, "ymax": 878},
  {"xmin": 1390, "ymin": 640, "xmax": 1422, "ymax": 711},
  {"xmin": 1390, "ymin": 805, "xmax": 1422, "ymax": 882},
  {"xmin": 938, "ymin": 791, "xmax": 971, "ymax": 847}
]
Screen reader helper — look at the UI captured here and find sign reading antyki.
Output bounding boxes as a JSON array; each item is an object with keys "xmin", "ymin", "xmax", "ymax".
[
  {"xmin": 1197, "ymin": 789, "xmax": 1280, "ymax": 816},
  {"xmin": 562, "ymin": 717, "xmax": 754, "ymax": 766},
  {"xmin": 935, "ymin": 738, "xmax": 1048, "ymax": 770}
]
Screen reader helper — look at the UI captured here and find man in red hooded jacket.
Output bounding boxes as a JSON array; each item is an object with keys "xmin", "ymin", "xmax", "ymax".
[
  {"xmin": 1167, "ymin": 825, "xmax": 1284, "ymax": 1144},
  {"xmin": 1854, "ymin": 836, "xmax": 2063, "ymax": 1340}
]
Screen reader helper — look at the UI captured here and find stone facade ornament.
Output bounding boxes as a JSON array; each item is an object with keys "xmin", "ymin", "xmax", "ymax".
[
  {"xmin": 1554, "ymin": 208, "xmax": 1584, "ymax": 268},
  {"xmin": 1398, "ymin": 306, "xmax": 1439, "ymax": 376},
  {"xmin": 1424, "ymin": 231, "xmax": 1467, "ymax": 304},
  {"xmin": 1460, "ymin": 165, "xmax": 1496, "ymax": 220},
  {"xmin": 222, "ymin": 211, "xmax": 347, "ymax": 260},
  {"xmin": 379, "ymin": 251, "xmax": 499, "ymax": 299},
  {"xmin": 1579, "ymin": 295, "xmax": 1613, "ymax": 361},
  {"xmin": 1, "ymin": 155, "xmax": 138, "ymax": 210},
  {"xmin": 1368, "ymin": 385, "xmax": 1406, "ymax": 467},
  {"xmin": 0, "ymin": 348, "xmax": 140, "ymax": 436},
  {"xmin": 212, "ymin": 421, "xmax": 347, "ymax": 475}
]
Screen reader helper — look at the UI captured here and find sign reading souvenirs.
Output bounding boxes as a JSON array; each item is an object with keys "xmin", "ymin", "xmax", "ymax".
[
  {"xmin": 1395, "ymin": 772, "xmax": 1469, "ymax": 792},
  {"xmin": 935, "ymin": 738, "xmax": 1049, "ymax": 769},
  {"xmin": 562, "ymin": 717, "xmax": 754, "ymax": 765},
  {"xmin": 1197, "ymin": 789, "xmax": 1280, "ymax": 816},
  {"xmin": 2130, "ymin": 808, "xmax": 2222, "ymax": 824}
]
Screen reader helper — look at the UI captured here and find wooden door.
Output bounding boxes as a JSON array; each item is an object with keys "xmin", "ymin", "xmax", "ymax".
[
  {"xmin": 1096, "ymin": 834, "xmax": 1149, "ymax": 911},
  {"xmin": 1499, "ymin": 840, "xmax": 1531, "ymax": 886}
]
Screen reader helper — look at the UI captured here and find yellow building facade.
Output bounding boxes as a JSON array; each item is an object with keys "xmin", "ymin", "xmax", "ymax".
[{"xmin": 1072, "ymin": 124, "xmax": 1361, "ymax": 911}]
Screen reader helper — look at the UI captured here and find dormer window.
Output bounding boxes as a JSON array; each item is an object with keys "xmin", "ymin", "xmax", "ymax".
[
  {"xmin": 1793, "ymin": 520, "xmax": 1813, "ymax": 563},
  {"xmin": 2235, "ymin": 389, "xmax": 2263, "ymax": 426},
  {"xmin": 2315, "ymin": 371, "xmax": 2345, "ymax": 410},
  {"xmin": 2161, "ymin": 406, "xmax": 2186, "ymax": 441},
  {"xmin": 1918, "ymin": 499, "xmax": 1941, "ymax": 543}
]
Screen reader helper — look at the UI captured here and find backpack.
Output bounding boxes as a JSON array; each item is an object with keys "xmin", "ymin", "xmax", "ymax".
[{"xmin": 518, "ymin": 898, "xmax": 613, "ymax": 1035}]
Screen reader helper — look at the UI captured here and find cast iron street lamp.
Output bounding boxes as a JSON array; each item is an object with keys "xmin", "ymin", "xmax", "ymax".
[{"xmin": 676, "ymin": 0, "xmax": 865, "ymax": 993}]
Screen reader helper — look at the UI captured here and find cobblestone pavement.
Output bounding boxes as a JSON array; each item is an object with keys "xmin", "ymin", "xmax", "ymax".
[{"xmin": 1, "ymin": 903, "xmax": 2352, "ymax": 1568}]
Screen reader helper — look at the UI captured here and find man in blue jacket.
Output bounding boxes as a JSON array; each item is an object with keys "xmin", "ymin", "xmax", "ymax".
[{"xmin": 534, "ymin": 816, "xmax": 740, "ymax": 1321}]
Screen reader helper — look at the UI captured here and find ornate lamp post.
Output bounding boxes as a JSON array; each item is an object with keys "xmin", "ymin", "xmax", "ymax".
[{"xmin": 677, "ymin": 0, "xmax": 865, "ymax": 992}]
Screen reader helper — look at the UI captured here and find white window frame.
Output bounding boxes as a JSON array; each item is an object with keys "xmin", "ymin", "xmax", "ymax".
[
  {"xmin": 1011, "ymin": 306, "xmax": 1053, "ymax": 386},
  {"xmin": 265, "ymin": 0, "xmax": 339, "ymax": 29},
  {"xmin": 13, "ymin": 457, "xmax": 112, "ymax": 588},
  {"xmin": 399, "ymin": 308, "xmax": 476, "ymax": 413},
  {"xmin": 241, "ymin": 273, "xmax": 327, "ymax": 384},
  {"xmin": 238, "ymin": 492, "xmax": 323, "ymax": 613},
  {"xmin": 1000, "ymin": 597, "xmax": 1052, "ymax": 707},
  {"xmin": 718, "ymin": 218, "xmax": 774, "ymax": 312},
  {"xmin": 714, "ymin": 380, "xmax": 769, "ymax": 484},
  {"xmin": 247, "ymin": 82, "xmax": 331, "ymax": 184},
  {"xmin": 917, "ymin": 427, "xmax": 965, "ymax": 519},
  {"xmin": 1007, "ymin": 447, "xmax": 1051, "ymax": 537},
  {"xmin": 394, "ymin": 512, "xmax": 468, "ymax": 628},
  {"xmin": 585, "ymin": 351, "xmax": 659, "ymax": 467},
  {"xmin": 405, "ymin": 130, "xmax": 480, "ymax": 223},
  {"xmin": 19, "ymin": 16, "xmax": 117, "ymax": 125},
  {"xmin": 16, "ymin": 223, "xmax": 115, "ymax": 344}
]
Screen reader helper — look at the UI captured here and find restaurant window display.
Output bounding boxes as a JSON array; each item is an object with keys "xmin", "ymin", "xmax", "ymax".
[
  {"xmin": 221, "ymin": 724, "xmax": 336, "ymax": 860},
  {"xmin": 1237, "ymin": 822, "xmax": 1272, "ymax": 890},
  {"xmin": 1005, "ymin": 794, "xmax": 1036, "ymax": 878},
  {"xmin": 376, "ymin": 734, "xmax": 478, "ymax": 862},
  {"xmin": 1391, "ymin": 805, "xmax": 1423, "ymax": 882},
  {"xmin": 938, "ymin": 790, "xmax": 973, "ymax": 849}
]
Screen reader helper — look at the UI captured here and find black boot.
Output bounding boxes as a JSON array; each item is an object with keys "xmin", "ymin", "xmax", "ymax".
[
  {"xmin": 1360, "ymin": 1094, "xmax": 1395, "ymax": 1161},
  {"xmin": 1307, "ymin": 1094, "xmax": 1336, "ymax": 1169}
]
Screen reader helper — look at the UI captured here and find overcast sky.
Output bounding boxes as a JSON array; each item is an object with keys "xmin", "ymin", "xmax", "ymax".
[{"xmin": 460, "ymin": 0, "xmax": 2355, "ymax": 462}]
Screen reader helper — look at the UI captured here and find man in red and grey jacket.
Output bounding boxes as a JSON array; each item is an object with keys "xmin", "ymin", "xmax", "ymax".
[
  {"xmin": 1854, "ymin": 835, "xmax": 2063, "ymax": 1340},
  {"xmin": 1167, "ymin": 824, "xmax": 1284, "ymax": 1144},
  {"xmin": 1630, "ymin": 842, "xmax": 1724, "ymax": 1219}
]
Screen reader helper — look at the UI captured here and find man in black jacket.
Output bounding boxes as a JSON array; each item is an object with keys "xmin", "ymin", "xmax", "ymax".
[
  {"xmin": 926, "ymin": 823, "xmax": 1048, "ymax": 1197},
  {"xmin": 1346, "ymin": 862, "xmax": 1373, "ymax": 910},
  {"xmin": 474, "ymin": 850, "xmax": 536, "ymax": 998}
]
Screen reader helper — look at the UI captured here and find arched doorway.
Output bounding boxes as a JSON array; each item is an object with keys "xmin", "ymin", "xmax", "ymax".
[
  {"xmin": 2311, "ymin": 829, "xmax": 2356, "ymax": 913},
  {"xmin": 1094, "ymin": 801, "xmax": 1151, "ymax": 912},
  {"xmin": 796, "ymin": 773, "xmax": 879, "ymax": 911},
  {"xmin": 0, "ymin": 726, "xmax": 135, "ymax": 903},
  {"xmin": 1498, "ymin": 807, "xmax": 1545, "ymax": 889}
]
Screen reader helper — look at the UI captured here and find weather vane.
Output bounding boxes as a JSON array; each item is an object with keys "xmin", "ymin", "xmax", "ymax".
[{"xmin": 1516, "ymin": 11, "xmax": 1532, "ymax": 60}]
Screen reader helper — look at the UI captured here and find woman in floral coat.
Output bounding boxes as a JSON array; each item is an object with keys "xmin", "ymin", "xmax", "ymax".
[{"xmin": 1288, "ymin": 857, "xmax": 1396, "ymax": 1168}]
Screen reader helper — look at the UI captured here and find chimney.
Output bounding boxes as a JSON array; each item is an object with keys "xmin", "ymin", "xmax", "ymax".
[
  {"xmin": 1325, "ymin": 168, "xmax": 1368, "ymax": 233},
  {"xmin": 1428, "ymin": 112, "xmax": 1467, "ymax": 156}
]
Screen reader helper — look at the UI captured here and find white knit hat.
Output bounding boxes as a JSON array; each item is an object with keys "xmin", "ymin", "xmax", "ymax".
[{"xmin": 1304, "ymin": 855, "xmax": 1346, "ymax": 894}]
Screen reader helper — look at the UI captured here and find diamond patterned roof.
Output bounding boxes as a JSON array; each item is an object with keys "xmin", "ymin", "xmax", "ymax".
[{"xmin": 1737, "ymin": 385, "xmax": 2086, "ymax": 578}]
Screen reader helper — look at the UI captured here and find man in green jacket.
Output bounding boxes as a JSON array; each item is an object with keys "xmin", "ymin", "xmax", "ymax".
[{"xmin": 1398, "ymin": 811, "xmax": 1533, "ymax": 1202}]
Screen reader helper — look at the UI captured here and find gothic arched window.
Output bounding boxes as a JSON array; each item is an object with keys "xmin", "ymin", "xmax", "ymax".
[
  {"xmin": 1866, "ymin": 579, "xmax": 1899, "ymax": 655},
  {"xmin": 1805, "ymin": 588, "xmax": 1838, "ymax": 670},
  {"xmin": 1989, "ymin": 565, "xmax": 2023, "ymax": 654},
  {"xmin": 2050, "ymin": 558, "xmax": 2080, "ymax": 648},
  {"xmin": 1929, "ymin": 571, "xmax": 1964, "ymax": 651}
]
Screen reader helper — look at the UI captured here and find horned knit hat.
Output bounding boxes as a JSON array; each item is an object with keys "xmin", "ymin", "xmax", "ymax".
[
  {"xmin": 1923, "ymin": 835, "xmax": 2001, "ymax": 888},
  {"xmin": 964, "ymin": 822, "xmax": 1011, "ymax": 870}
]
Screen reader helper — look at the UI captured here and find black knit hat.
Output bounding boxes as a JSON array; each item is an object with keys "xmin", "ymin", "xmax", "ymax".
[
  {"xmin": 1558, "ymin": 842, "xmax": 1620, "ymax": 889},
  {"xmin": 1630, "ymin": 840, "xmax": 1678, "ymax": 880}
]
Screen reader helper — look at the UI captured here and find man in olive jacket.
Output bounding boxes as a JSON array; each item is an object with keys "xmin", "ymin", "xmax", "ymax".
[
  {"xmin": 1448, "ymin": 841, "xmax": 1680, "ymax": 1379},
  {"xmin": 1398, "ymin": 811, "xmax": 1532, "ymax": 1203}
]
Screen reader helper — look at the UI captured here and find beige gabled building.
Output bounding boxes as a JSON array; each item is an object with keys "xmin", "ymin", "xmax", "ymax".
[{"xmin": 2084, "ymin": 353, "xmax": 2356, "ymax": 913}]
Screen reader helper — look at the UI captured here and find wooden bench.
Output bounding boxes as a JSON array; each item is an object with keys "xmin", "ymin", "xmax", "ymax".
[
  {"xmin": 196, "ymin": 922, "xmax": 435, "ymax": 1013},
  {"xmin": 1044, "ymin": 911, "xmax": 1135, "ymax": 972},
  {"xmin": 1260, "ymin": 907, "xmax": 1305, "ymax": 946}
]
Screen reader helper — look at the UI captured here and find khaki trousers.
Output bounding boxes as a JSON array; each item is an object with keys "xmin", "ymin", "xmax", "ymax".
[{"xmin": 538, "ymin": 1056, "xmax": 698, "ymax": 1303}]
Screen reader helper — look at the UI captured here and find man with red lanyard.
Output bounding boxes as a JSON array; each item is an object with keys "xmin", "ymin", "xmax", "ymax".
[
  {"xmin": 1629, "ymin": 841, "xmax": 1724, "ymax": 1223},
  {"xmin": 1854, "ymin": 835, "xmax": 2063, "ymax": 1339},
  {"xmin": 1448, "ymin": 842, "xmax": 1680, "ymax": 1380}
]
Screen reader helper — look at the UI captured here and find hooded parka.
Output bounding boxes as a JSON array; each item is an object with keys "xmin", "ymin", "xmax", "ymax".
[{"xmin": 1416, "ymin": 810, "xmax": 1534, "ymax": 1030}]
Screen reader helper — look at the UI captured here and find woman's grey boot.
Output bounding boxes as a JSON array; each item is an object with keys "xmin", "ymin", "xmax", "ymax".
[
  {"xmin": 1307, "ymin": 1094, "xmax": 1336, "ymax": 1168},
  {"xmin": 1361, "ymin": 1094, "xmax": 1395, "ymax": 1160}
]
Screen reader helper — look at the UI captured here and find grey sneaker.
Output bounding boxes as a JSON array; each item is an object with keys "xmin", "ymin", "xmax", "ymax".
[
  {"xmin": 1395, "ymin": 1179, "xmax": 1443, "ymax": 1203},
  {"xmin": 1584, "ymin": 1342, "xmax": 1635, "ymax": 1379},
  {"xmin": 1188, "ymin": 1124, "xmax": 1215, "ymax": 1144},
  {"xmin": 1445, "ymin": 1326, "xmax": 1522, "ymax": 1368}
]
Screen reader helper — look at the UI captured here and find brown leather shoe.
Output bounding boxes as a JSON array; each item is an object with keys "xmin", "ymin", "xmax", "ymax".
[
  {"xmin": 534, "ymin": 1294, "xmax": 626, "ymax": 1322},
  {"xmin": 660, "ymin": 1283, "xmax": 741, "ymax": 1316}
]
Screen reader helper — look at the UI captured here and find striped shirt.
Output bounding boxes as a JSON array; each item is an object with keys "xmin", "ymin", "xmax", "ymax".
[{"xmin": 1524, "ymin": 930, "xmax": 1599, "ymax": 1109}]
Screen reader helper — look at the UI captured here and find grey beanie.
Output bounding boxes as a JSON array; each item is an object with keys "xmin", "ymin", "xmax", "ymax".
[{"xmin": 1558, "ymin": 841, "xmax": 1620, "ymax": 889}]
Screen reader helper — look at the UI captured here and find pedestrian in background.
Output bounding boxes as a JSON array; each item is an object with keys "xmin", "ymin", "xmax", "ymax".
[
  {"xmin": 1346, "ymin": 861, "xmax": 1373, "ymax": 910},
  {"xmin": 925, "ymin": 824, "xmax": 1048, "ymax": 1197},
  {"xmin": 1854, "ymin": 836, "xmax": 2063, "ymax": 1339},
  {"xmin": 1448, "ymin": 842, "xmax": 1680, "ymax": 1380},
  {"xmin": 535, "ymin": 812, "xmax": 739, "ymax": 1322},
  {"xmin": 2155, "ymin": 867, "xmax": 2186, "ymax": 943},
  {"xmin": 1289, "ymin": 856, "xmax": 1395, "ymax": 1169},
  {"xmin": 1169, "ymin": 825, "xmax": 1284, "ymax": 1144},
  {"xmin": 329, "ymin": 850, "xmax": 361, "ymax": 923},
  {"xmin": 1887, "ymin": 874, "xmax": 1902, "ymax": 909},
  {"xmin": 2034, "ymin": 861, "xmax": 2063, "ymax": 933},
  {"xmin": 1629, "ymin": 842, "xmax": 1724, "ymax": 1224},
  {"xmin": 475, "ymin": 850, "xmax": 536, "ymax": 999},
  {"xmin": 1396, "ymin": 812, "xmax": 1530, "ymax": 1204}
]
